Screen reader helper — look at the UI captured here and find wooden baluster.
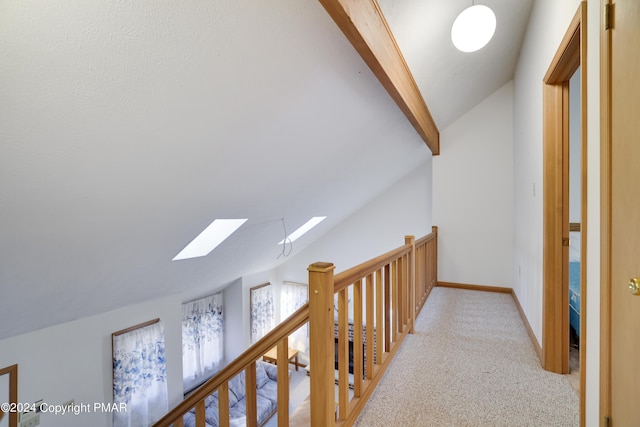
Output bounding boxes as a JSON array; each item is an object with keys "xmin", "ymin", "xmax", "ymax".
[
  {"xmin": 426, "ymin": 240, "xmax": 431, "ymax": 296},
  {"xmin": 365, "ymin": 273, "xmax": 374, "ymax": 379},
  {"xmin": 376, "ymin": 268, "xmax": 384, "ymax": 365},
  {"xmin": 427, "ymin": 240, "xmax": 435, "ymax": 293},
  {"xmin": 384, "ymin": 264, "xmax": 391, "ymax": 352},
  {"xmin": 424, "ymin": 245, "xmax": 428, "ymax": 300},
  {"xmin": 404, "ymin": 254, "xmax": 409, "ymax": 327},
  {"xmin": 423, "ymin": 244, "xmax": 427, "ymax": 300},
  {"xmin": 416, "ymin": 245, "xmax": 421, "ymax": 309},
  {"xmin": 308, "ymin": 262, "xmax": 336, "ymax": 427},
  {"xmin": 219, "ymin": 383, "xmax": 230, "ymax": 427},
  {"xmin": 391, "ymin": 260, "xmax": 398, "ymax": 343},
  {"xmin": 195, "ymin": 400, "xmax": 206, "ymax": 427},
  {"xmin": 407, "ymin": 253, "xmax": 411, "ymax": 315},
  {"xmin": 353, "ymin": 278, "xmax": 363, "ymax": 397},
  {"xmin": 423, "ymin": 244, "xmax": 427, "ymax": 302},
  {"xmin": 397, "ymin": 256, "xmax": 404, "ymax": 332},
  {"xmin": 245, "ymin": 361, "xmax": 257, "ymax": 427},
  {"xmin": 406, "ymin": 235, "xmax": 416, "ymax": 333},
  {"xmin": 424, "ymin": 244, "xmax": 428, "ymax": 299},
  {"xmin": 407, "ymin": 254, "xmax": 411, "ymax": 319},
  {"xmin": 277, "ymin": 338, "xmax": 290, "ymax": 427},
  {"xmin": 174, "ymin": 416, "xmax": 184, "ymax": 427},
  {"xmin": 398, "ymin": 254, "xmax": 409, "ymax": 332},
  {"xmin": 427, "ymin": 240, "xmax": 432, "ymax": 295},
  {"xmin": 338, "ymin": 287, "xmax": 349, "ymax": 420},
  {"xmin": 404, "ymin": 254, "xmax": 409, "ymax": 326}
]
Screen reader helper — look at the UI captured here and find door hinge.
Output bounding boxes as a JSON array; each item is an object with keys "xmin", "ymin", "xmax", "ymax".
[
  {"xmin": 605, "ymin": 3, "xmax": 613, "ymax": 30},
  {"xmin": 604, "ymin": 415, "xmax": 611, "ymax": 427}
]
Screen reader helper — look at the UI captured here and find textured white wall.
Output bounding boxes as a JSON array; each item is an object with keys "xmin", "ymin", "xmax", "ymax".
[
  {"xmin": 274, "ymin": 158, "xmax": 433, "ymax": 284},
  {"xmin": 223, "ymin": 278, "xmax": 244, "ymax": 363},
  {"xmin": 0, "ymin": 295, "xmax": 183, "ymax": 427},
  {"xmin": 512, "ymin": 0, "xmax": 580, "ymax": 345},
  {"xmin": 513, "ymin": 0, "xmax": 602, "ymax": 424},
  {"xmin": 432, "ymin": 81, "xmax": 514, "ymax": 288}
]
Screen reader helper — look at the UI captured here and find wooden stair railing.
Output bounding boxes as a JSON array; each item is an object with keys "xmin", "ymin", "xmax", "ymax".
[
  {"xmin": 153, "ymin": 305, "xmax": 309, "ymax": 427},
  {"xmin": 415, "ymin": 226, "xmax": 438, "ymax": 315},
  {"xmin": 309, "ymin": 229, "xmax": 438, "ymax": 427},
  {"xmin": 153, "ymin": 229, "xmax": 438, "ymax": 427}
]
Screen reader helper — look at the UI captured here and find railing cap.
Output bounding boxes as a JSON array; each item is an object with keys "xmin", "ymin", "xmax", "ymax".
[{"xmin": 308, "ymin": 262, "xmax": 335, "ymax": 272}]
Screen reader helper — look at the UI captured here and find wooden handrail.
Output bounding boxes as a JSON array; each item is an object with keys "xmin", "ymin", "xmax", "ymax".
[
  {"xmin": 416, "ymin": 231, "xmax": 436, "ymax": 246},
  {"xmin": 334, "ymin": 244, "xmax": 411, "ymax": 292},
  {"xmin": 153, "ymin": 304, "xmax": 309, "ymax": 427},
  {"xmin": 310, "ymin": 231, "xmax": 438, "ymax": 427}
]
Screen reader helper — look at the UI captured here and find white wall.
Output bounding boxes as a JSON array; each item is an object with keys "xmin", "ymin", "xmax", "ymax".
[
  {"xmin": 512, "ymin": 0, "xmax": 580, "ymax": 341},
  {"xmin": 432, "ymin": 81, "xmax": 514, "ymax": 288},
  {"xmin": 513, "ymin": 0, "xmax": 601, "ymax": 424},
  {"xmin": 274, "ymin": 158, "xmax": 432, "ymax": 284},
  {"xmin": 223, "ymin": 272, "xmax": 280, "ymax": 362},
  {"xmin": 223, "ymin": 278, "xmax": 244, "ymax": 363},
  {"xmin": 0, "ymin": 295, "xmax": 183, "ymax": 427}
]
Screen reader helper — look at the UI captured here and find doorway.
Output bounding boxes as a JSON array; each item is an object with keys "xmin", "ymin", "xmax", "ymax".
[
  {"xmin": 541, "ymin": 1, "xmax": 586, "ymax": 423},
  {"xmin": 567, "ymin": 66, "xmax": 581, "ymax": 393}
]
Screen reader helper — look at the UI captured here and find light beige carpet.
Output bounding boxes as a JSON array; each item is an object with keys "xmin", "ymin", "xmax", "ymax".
[{"xmin": 355, "ymin": 287, "xmax": 579, "ymax": 427}]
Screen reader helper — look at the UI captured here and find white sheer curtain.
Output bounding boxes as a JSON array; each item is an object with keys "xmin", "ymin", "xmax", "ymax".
[
  {"xmin": 182, "ymin": 292, "xmax": 224, "ymax": 389},
  {"xmin": 251, "ymin": 284, "xmax": 275, "ymax": 343},
  {"xmin": 113, "ymin": 321, "xmax": 168, "ymax": 427},
  {"xmin": 281, "ymin": 282, "xmax": 308, "ymax": 353}
]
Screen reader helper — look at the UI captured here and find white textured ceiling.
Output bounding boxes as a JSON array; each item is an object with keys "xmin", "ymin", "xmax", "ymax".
[
  {"xmin": 0, "ymin": 0, "xmax": 532, "ymax": 339},
  {"xmin": 378, "ymin": 0, "xmax": 533, "ymax": 129}
]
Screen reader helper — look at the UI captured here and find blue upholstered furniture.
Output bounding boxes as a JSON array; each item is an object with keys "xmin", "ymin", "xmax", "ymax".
[
  {"xmin": 569, "ymin": 261, "xmax": 580, "ymax": 337},
  {"xmin": 183, "ymin": 362, "xmax": 284, "ymax": 427}
]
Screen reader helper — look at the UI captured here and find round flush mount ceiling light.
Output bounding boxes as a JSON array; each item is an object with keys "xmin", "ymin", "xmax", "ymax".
[{"xmin": 451, "ymin": 4, "xmax": 496, "ymax": 53}]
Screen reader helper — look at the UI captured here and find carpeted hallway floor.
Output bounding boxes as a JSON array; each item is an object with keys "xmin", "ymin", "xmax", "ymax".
[{"xmin": 355, "ymin": 287, "xmax": 579, "ymax": 427}]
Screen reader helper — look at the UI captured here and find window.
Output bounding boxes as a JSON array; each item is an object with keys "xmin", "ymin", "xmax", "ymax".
[
  {"xmin": 182, "ymin": 292, "xmax": 224, "ymax": 390},
  {"xmin": 112, "ymin": 319, "xmax": 168, "ymax": 427},
  {"xmin": 250, "ymin": 283, "xmax": 275, "ymax": 343},
  {"xmin": 281, "ymin": 282, "xmax": 309, "ymax": 354}
]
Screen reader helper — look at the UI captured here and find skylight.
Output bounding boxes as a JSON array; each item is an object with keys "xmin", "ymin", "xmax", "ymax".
[
  {"xmin": 172, "ymin": 218, "xmax": 248, "ymax": 261},
  {"xmin": 451, "ymin": 5, "xmax": 496, "ymax": 53},
  {"xmin": 278, "ymin": 216, "xmax": 327, "ymax": 244}
]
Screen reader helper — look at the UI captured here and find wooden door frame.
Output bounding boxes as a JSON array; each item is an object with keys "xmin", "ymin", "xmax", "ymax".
[
  {"xmin": 542, "ymin": 2, "xmax": 587, "ymax": 422},
  {"xmin": 599, "ymin": 0, "xmax": 612, "ymax": 423},
  {"xmin": 0, "ymin": 364, "xmax": 18, "ymax": 427}
]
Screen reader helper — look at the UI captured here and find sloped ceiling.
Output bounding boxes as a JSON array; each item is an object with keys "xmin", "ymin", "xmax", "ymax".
[
  {"xmin": 377, "ymin": 0, "xmax": 533, "ymax": 129},
  {"xmin": 0, "ymin": 0, "xmax": 531, "ymax": 340}
]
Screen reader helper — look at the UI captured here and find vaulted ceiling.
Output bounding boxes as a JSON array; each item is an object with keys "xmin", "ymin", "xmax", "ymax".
[{"xmin": 0, "ymin": 0, "xmax": 532, "ymax": 340}]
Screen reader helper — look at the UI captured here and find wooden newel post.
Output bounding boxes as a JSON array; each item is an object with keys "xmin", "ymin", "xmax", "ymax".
[
  {"xmin": 308, "ymin": 262, "xmax": 336, "ymax": 427},
  {"xmin": 405, "ymin": 235, "xmax": 416, "ymax": 334}
]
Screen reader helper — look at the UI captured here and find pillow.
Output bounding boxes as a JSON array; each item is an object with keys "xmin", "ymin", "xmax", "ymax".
[
  {"xmin": 229, "ymin": 416, "xmax": 246, "ymax": 427},
  {"xmin": 204, "ymin": 390, "xmax": 218, "ymax": 407},
  {"xmin": 262, "ymin": 361, "xmax": 278, "ymax": 381},
  {"xmin": 228, "ymin": 372, "xmax": 246, "ymax": 402},
  {"xmin": 255, "ymin": 363, "xmax": 270, "ymax": 388}
]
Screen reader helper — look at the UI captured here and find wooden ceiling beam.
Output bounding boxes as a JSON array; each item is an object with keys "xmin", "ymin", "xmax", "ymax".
[{"xmin": 319, "ymin": 0, "xmax": 440, "ymax": 155}]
